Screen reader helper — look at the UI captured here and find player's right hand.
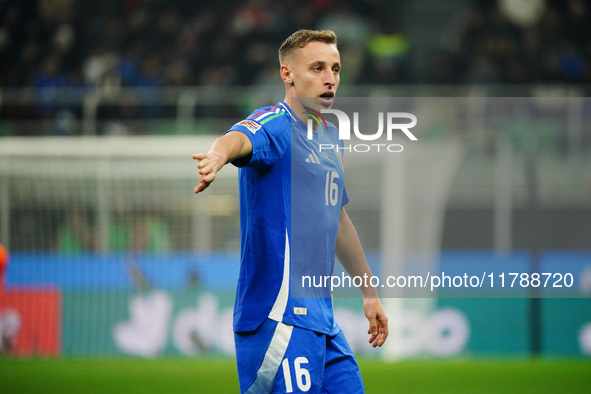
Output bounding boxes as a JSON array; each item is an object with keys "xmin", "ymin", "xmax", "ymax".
[{"xmin": 192, "ymin": 151, "xmax": 225, "ymax": 194}]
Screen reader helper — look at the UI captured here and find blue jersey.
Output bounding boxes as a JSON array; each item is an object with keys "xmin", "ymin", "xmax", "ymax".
[{"xmin": 227, "ymin": 101, "xmax": 347, "ymax": 336}]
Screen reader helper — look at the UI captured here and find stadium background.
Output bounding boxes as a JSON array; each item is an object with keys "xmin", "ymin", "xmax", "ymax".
[{"xmin": 0, "ymin": 0, "xmax": 590, "ymax": 392}]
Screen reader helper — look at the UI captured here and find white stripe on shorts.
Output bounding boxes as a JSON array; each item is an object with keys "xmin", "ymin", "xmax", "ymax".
[{"xmin": 244, "ymin": 322, "xmax": 294, "ymax": 394}]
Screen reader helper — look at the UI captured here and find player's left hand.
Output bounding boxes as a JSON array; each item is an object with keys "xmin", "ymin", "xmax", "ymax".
[{"xmin": 363, "ymin": 297, "xmax": 388, "ymax": 347}]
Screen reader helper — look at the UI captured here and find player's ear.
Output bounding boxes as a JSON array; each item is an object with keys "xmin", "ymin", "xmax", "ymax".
[{"xmin": 280, "ymin": 64, "xmax": 294, "ymax": 85}]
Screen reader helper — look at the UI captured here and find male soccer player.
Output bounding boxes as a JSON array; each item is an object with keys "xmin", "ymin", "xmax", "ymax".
[{"xmin": 193, "ymin": 29, "xmax": 388, "ymax": 393}]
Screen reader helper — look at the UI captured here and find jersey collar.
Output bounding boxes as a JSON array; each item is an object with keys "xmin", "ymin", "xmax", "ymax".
[
  {"xmin": 278, "ymin": 101, "xmax": 296, "ymax": 121},
  {"xmin": 278, "ymin": 101, "xmax": 311, "ymax": 131}
]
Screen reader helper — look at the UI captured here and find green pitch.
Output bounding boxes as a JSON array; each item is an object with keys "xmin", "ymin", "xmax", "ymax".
[{"xmin": 0, "ymin": 357, "xmax": 589, "ymax": 393}]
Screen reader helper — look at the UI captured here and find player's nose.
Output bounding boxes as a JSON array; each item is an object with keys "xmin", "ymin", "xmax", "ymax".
[{"xmin": 324, "ymin": 71, "xmax": 336, "ymax": 87}]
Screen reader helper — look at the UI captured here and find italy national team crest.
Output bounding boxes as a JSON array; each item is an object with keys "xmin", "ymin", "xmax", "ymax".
[{"xmin": 334, "ymin": 148, "xmax": 344, "ymax": 170}]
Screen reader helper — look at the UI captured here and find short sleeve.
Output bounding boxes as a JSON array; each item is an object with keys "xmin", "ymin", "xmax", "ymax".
[
  {"xmin": 225, "ymin": 111, "xmax": 291, "ymax": 170},
  {"xmin": 342, "ymin": 186, "xmax": 349, "ymax": 206}
]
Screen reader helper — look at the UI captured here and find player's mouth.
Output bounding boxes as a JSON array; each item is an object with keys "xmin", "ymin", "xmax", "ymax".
[{"xmin": 319, "ymin": 91, "xmax": 334, "ymax": 107}]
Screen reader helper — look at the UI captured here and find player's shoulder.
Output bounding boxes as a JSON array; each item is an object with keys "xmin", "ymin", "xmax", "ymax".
[
  {"xmin": 246, "ymin": 104, "xmax": 291, "ymax": 125},
  {"xmin": 229, "ymin": 104, "xmax": 290, "ymax": 135},
  {"xmin": 229, "ymin": 102, "xmax": 292, "ymax": 136}
]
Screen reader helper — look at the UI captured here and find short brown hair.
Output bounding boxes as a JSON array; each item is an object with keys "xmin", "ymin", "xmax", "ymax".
[{"xmin": 278, "ymin": 29, "xmax": 338, "ymax": 64}]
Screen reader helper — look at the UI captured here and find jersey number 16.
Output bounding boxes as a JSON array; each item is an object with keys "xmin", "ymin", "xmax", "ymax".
[{"xmin": 325, "ymin": 171, "xmax": 339, "ymax": 207}]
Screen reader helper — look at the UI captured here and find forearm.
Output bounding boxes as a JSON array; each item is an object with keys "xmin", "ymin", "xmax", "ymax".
[
  {"xmin": 208, "ymin": 131, "xmax": 252, "ymax": 164},
  {"xmin": 335, "ymin": 208, "xmax": 379, "ymax": 299},
  {"xmin": 193, "ymin": 130, "xmax": 252, "ymax": 194}
]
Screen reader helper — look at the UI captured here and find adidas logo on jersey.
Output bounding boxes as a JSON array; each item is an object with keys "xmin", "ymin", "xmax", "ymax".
[
  {"xmin": 294, "ymin": 307, "xmax": 307, "ymax": 315},
  {"xmin": 305, "ymin": 150, "xmax": 321, "ymax": 164}
]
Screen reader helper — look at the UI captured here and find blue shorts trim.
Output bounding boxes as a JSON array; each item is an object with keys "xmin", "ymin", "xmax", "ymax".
[{"xmin": 235, "ymin": 318, "xmax": 364, "ymax": 393}]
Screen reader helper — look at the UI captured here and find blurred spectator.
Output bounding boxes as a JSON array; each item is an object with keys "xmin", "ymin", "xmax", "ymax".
[
  {"xmin": 118, "ymin": 42, "xmax": 143, "ymax": 86},
  {"xmin": 555, "ymin": 39, "xmax": 587, "ymax": 82},
  {"xmin": 363, "ymin": 20, "xmax": 411, "ymax": 84},
  {"xmin": 239, "ymin": 40, "xmax": 274, "ymax": 85},
  {"xmin": 134, "ymin": 54, "xmax": 163, "ymax": 118},
  {"xmin": 231, "ymin": 0, "xmax": 271, "ymax": 36},
  {"xmin": 452, "ymin": 0, "xmax": 590, "ymax": 84},
  {"xmin": 130, "ymin": 213, "xmax": 171, "ymax": 253},
  {"xmin": 109, "ymin": 204, "xmax": 133, "ymax": 252},
  {"xmin": 108, "ymin": 206, "xmax": 171, "ymax": 253},
  {"xmin": 34, "ymin": 56, "xmax": 67, "ymax": 116},
  {"xmin": 55, "ymin": 208, "xmax": 94, "ymax": 252},
  {"xmin": 1, "ymin": 0, "xmax": 590, "ymax": 136},
  {"xmin": 55, "ymin": 206, "xmax": 171, "ymax": 254},
  {"xmin": 499, "ymin": 0, "xmax": 545, "ymax": 27},
  {"xmin": 564, "ymin": 0, "xmax": 591, "ymax": 48},
  {"xmin": 186, "ymin": 270, "xmax": 202, "ymax": 290},
  {"xmin": 2, "ymin": 0, "xmax": 589, "ymax": 90},
  {"xmin": 101, "ymin": 91, "xmax": 141, "ymax": 136},
  {"xmin": 164, "ymin": 58, "xmax": 193, "ymax": 86},
  {"xmin": 83, "ymin": 44, "xmax": 118, "ymax": 86},
  {"xmin": 316, "ymin": 4, "xmax": 371, "ymax": 83}
]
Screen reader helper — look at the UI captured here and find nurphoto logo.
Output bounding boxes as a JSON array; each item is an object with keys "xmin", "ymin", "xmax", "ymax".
[{"xmin": 306, "ymin": 107, "xmax": 418, "ymax": 153}]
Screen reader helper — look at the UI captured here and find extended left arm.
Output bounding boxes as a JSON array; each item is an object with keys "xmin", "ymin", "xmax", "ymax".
[{"xmin": 335, "ymin": 207, "xmax": 389, "ymax": 347}]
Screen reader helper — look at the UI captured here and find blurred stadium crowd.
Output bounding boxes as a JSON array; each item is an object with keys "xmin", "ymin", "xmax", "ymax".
[{"xmin": 0, "ymin": 0, "xmax": 590, "ymax": 135}]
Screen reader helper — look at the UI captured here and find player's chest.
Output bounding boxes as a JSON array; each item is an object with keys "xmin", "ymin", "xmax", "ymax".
[{"xmin": 290, "ymin": 132, "xmax": 345, "ymax": 203}]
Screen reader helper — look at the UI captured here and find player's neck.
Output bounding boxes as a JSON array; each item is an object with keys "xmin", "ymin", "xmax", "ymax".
[{"xmin": 283, "ymin": 95, "xmax": 312, "ymax": 124}]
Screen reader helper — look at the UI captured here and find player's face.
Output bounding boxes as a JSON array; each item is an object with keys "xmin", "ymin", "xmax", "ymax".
[{"xmin": 289, "ymin": 42, "xmax": 341, "ymax": 110}]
